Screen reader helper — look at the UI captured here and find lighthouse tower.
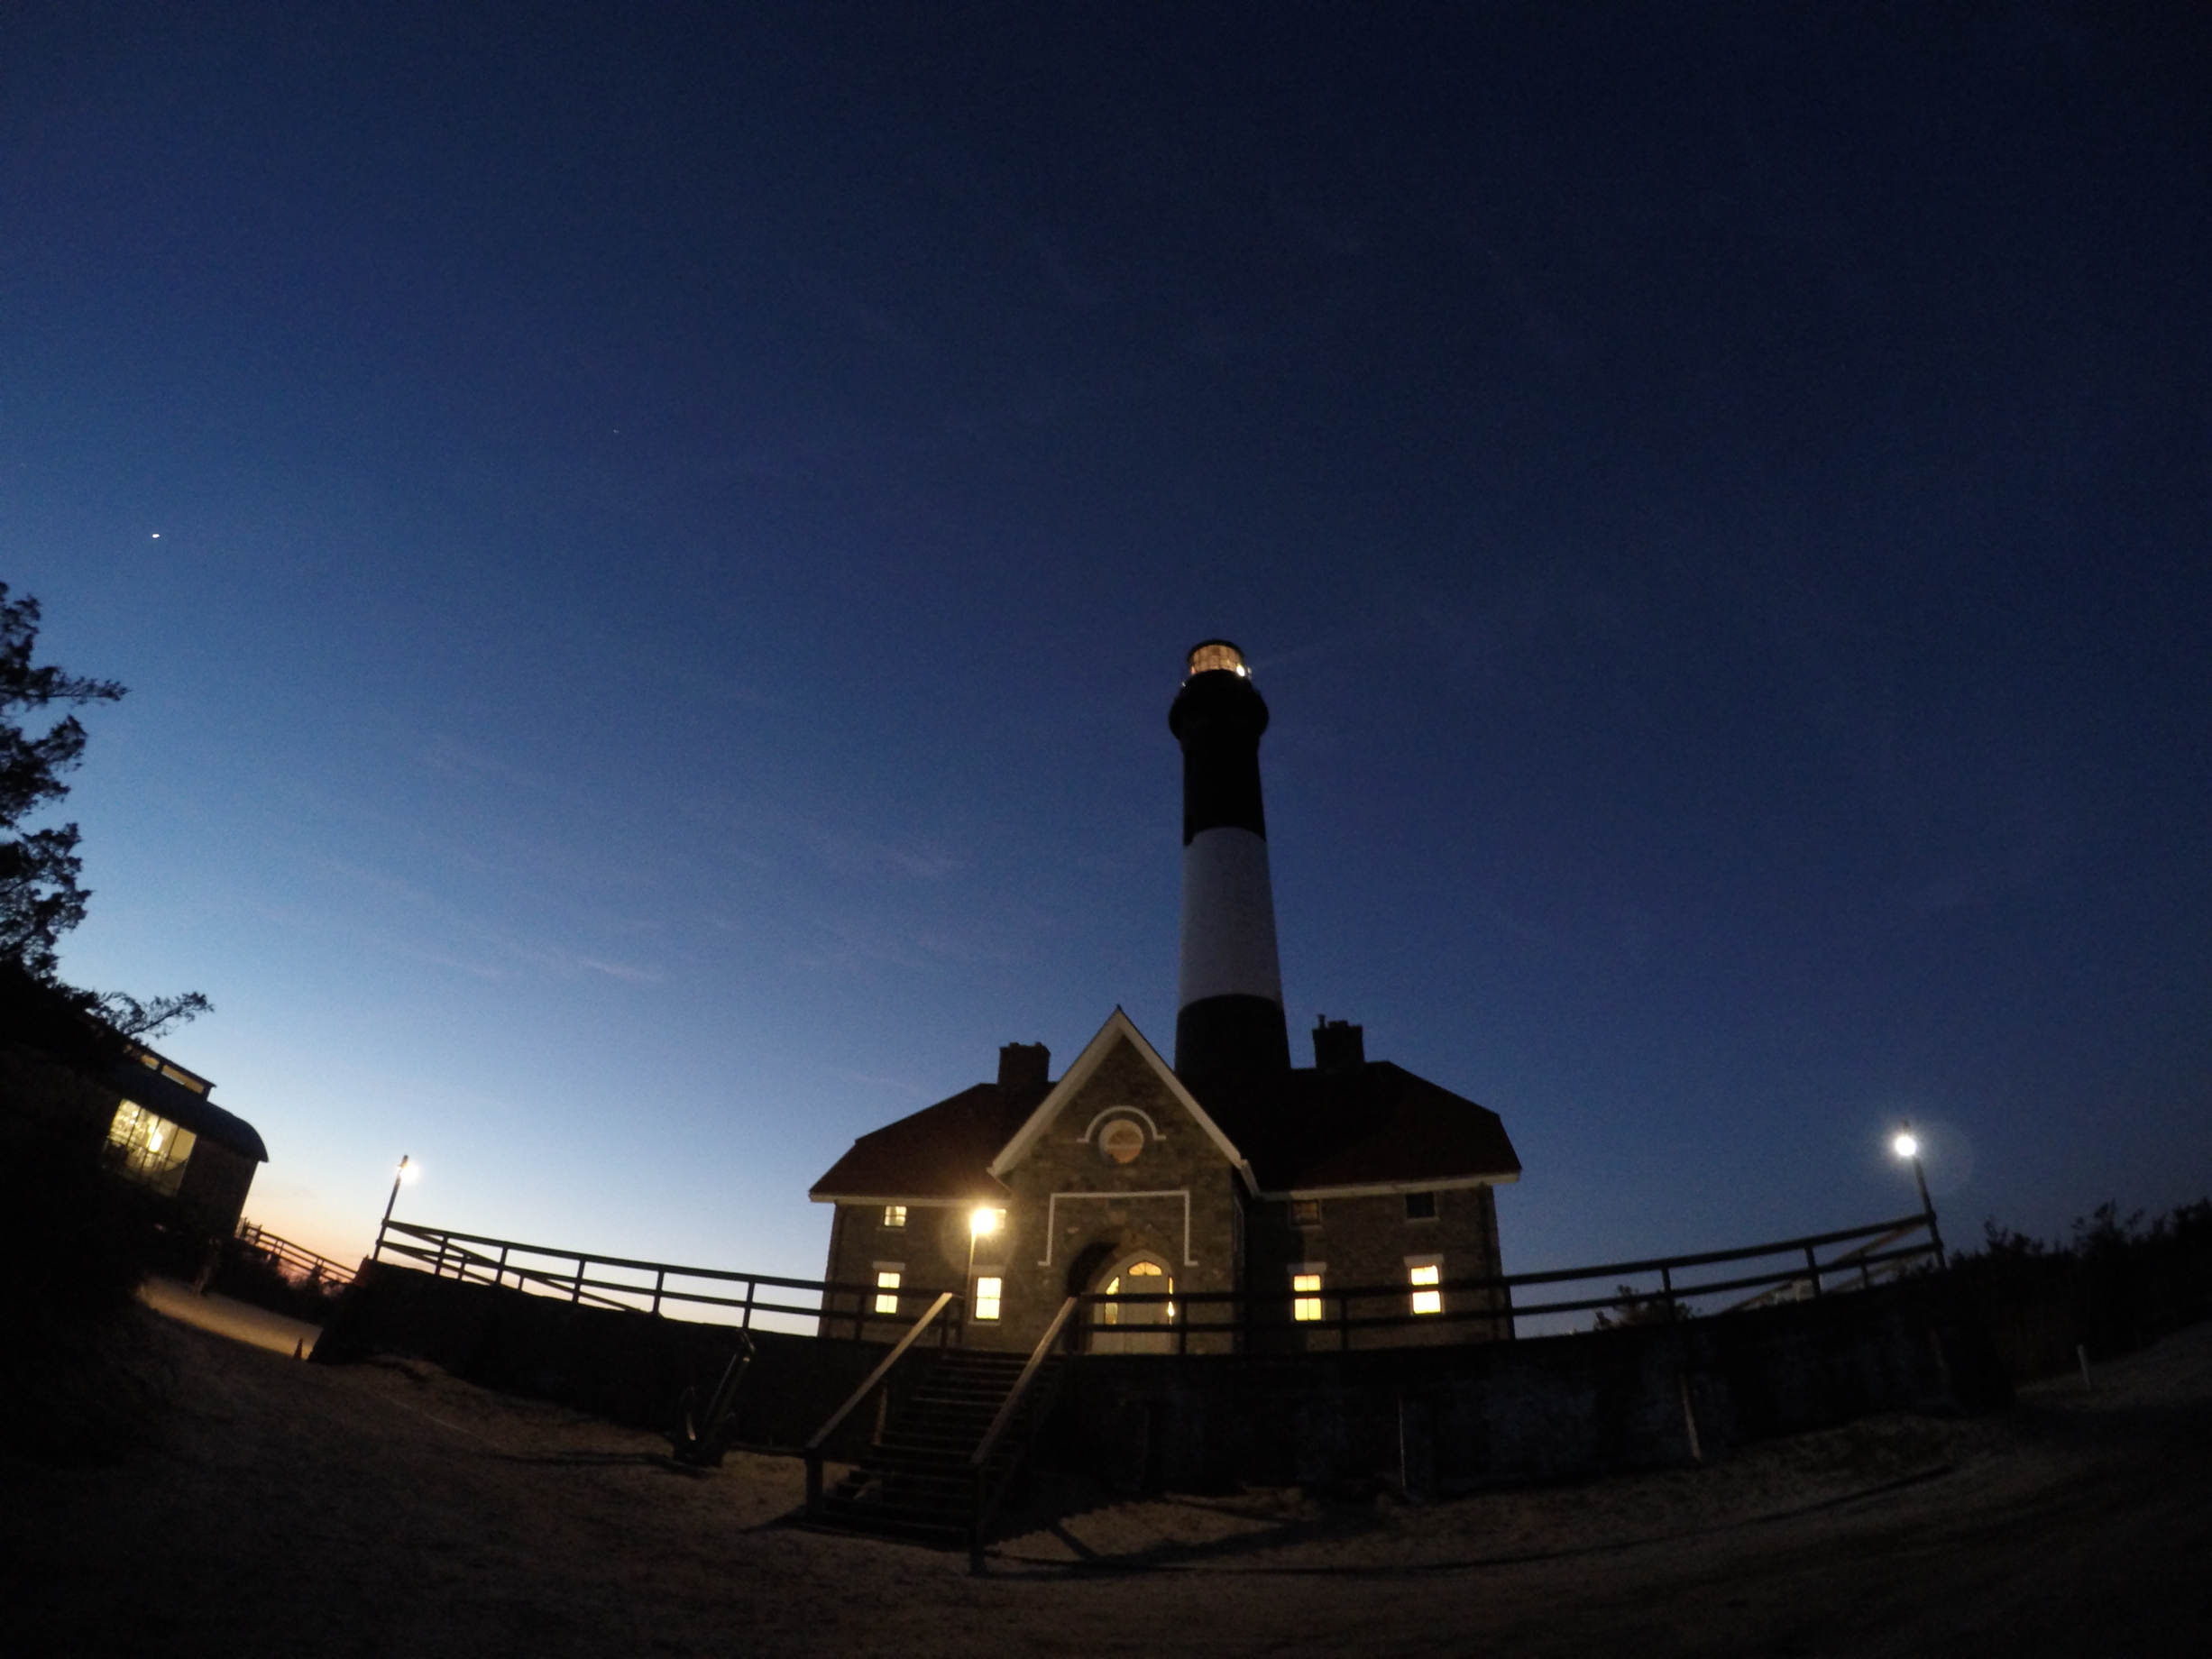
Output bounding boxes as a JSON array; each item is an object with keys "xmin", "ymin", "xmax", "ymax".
[{"xmin": 1170, "ymin": 640, "xmax": 1291, "ymax": 1077}]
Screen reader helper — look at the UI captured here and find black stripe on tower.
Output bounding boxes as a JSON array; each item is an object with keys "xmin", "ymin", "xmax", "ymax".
[{"xmin": 1170, "ymin": 640, "xmax": 1290, "ymax": 1077}]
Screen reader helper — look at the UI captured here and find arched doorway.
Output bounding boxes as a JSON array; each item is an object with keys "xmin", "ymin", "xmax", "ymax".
[{"xmin": 1091, "ymin": 1252, "xmax": 1175, "ymax": 1354}]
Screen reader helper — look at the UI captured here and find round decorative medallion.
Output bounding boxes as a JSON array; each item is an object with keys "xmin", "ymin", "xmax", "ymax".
[{"xmin": 1098, "ymin": 1118, "xmax": 1146, "ymax": 1164}]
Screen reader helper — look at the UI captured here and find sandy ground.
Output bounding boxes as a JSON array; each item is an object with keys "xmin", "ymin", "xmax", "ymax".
[
  {"xmin": 138, "ymin": 1275, "xmax": 323, "ymax": 1358},
  {"xmin": 5, "ymin": 1308, "xmax": 2208, "ymax": 1657}
]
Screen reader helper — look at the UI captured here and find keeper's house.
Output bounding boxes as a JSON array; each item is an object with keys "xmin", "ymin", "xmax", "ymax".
[{"xmin": 812, "ymin": 644, "xmax": 1520, "ymax": 1353}]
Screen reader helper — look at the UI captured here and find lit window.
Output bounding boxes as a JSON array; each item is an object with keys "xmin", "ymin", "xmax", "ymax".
[
  {"xmin": 1290, "ymin": 1199, "xmax": 1321, "ymax": 1227},
  {"xmin": 1409, "ymin": 1260, "xmax": 1442, "ymax": 1316},
  {"xmin": 1098, "ymin": 1118, "xmax": 1145, "ymax": 1163},
  {"xmin": 1291, "ymin": 1269, "xmax": 1325, "ymax": 1323},
  {"xmin": 1101, "ymin": 1259, "xmax": 1172, "ymax": 1326},
  {"xmin": 973, "ymin": 1276, "xmax": 1002, "ymax": 1320},
  {"xmin": 106, "ymin": 1100, "xmax": 196, "ymax": 1197},
  {"xmin": 1404, "ymin": 1191, "xmax": 1436, "ymax": 1221},
  {"xmin": 882, "ymin": 1205, "xmax": 907, "ymax": 1228},
  {"xmin": 873, "ymin": 1267, "xmax": 902, "ymax": 1315}
]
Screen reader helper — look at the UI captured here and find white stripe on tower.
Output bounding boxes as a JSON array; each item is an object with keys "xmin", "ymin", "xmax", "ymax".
[
  {"xmin": 1170, "ymin": 639, "xmax": 1291, "ymax": 1076},
  {"xmin": 1177, "ymin": 828, "xmax": 1284, "ymax": 1008}
]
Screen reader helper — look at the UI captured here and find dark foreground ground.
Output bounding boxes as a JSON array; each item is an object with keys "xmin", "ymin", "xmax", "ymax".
[{"xmin": 5, "ymin": 1309, "xmax": 2209, "ymax": 1657}]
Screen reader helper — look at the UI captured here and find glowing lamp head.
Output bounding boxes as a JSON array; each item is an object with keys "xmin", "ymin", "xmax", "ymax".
[
  {"xmin": 1892, "ymin": 1132, "xmax": 1919, "ymax": 1160},
  {"xmin": 1184, "ymin": 639, "xmax": 1249, "ymax": 680},
  {"xmin": 397, "ymin": 1156, "xmax": 419, "ymax": 1183},
  {"xmin": 969, "ymin": 1205, "xmax": 1000, "ymax": 1238}
]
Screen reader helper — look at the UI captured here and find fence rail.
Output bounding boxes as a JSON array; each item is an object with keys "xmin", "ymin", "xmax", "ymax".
[
  {"xmin": 368, "ymin": 1207, "xmax": 1941, "ymax": 1350},
  {"xmin": 233, "ymin": 1219, "xmax": 355, "ymax": 1288},
  {"xmin": 372, "ymin": 1219, "xmax": 963, "ymax": 1341}
]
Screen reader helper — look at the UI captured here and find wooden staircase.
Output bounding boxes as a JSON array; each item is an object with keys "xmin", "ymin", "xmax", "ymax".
[
  {"xmin": 817, "ymin": 1349, "xmax": 1061, "ymax": 1543},
  {"xmin": 804, "ymin": 1293, "xmax": 1082, "ymax": 1557}
]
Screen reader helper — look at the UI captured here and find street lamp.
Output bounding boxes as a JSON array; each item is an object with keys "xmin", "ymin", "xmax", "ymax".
[
  {"xmin": 372, "ymin": 1155, "xmax": 418, "ymax": 1263},
  {"xmin": 1892, "ymin": 1123, "xmax": 1945, "ymax": 1269}
]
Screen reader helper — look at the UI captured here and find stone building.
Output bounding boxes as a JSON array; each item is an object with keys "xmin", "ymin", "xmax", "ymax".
[{"xmin": 810, "ymin": 644, "xmax": 1520, "ymax": 1352}]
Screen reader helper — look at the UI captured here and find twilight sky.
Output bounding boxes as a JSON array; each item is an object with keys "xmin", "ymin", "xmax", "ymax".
[{"xmin": 5, "ymin": 2, "xmax": 2207, "ymax": 1281}]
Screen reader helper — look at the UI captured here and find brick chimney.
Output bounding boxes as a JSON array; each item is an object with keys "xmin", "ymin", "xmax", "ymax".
[
  {"xmin": 1312, "ymin": 1017, "xmax": 1364, "ymax": 1072},
  {"xmin": 997, "ymin": 1042, "xmax": 1050, "ymax": 1088}
]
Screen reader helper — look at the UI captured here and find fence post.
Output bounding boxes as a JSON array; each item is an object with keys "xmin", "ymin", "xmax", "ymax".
[
  {"xmin": 651, "ymin": 1268, "xmax": 665, "ymax": 1317},
  {"xmin": 496, "ymin": 1244, "xmax": 510, "ymax": 1290},
  {"xmin": 1804, "ymin": 1243, "xmax": 1824, "ymax": 1297},
  {"xmin": 1661, "ymin": 1264, "xmax": 1676, "ymax": 1321},
  {"xmin": 741, "ymin": 1280, "xmax": 756, "ymax": 1332},
  {"xmin": 572, "ymin": 1256, "xmax": 586, "ymax": 1303}
]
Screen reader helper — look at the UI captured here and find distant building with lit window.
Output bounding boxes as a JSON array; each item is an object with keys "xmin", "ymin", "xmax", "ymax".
[
  {"xmin": 102, "ymin": 1045, "xmax": 268, "ymax": 1235},
  {"xmin": 809, "ymin": 642, "xmax": 1521, "ymax": 1352},
  {"xmin": 0, "ymin": 964, "xmax": 267, "ymax": 1238}
]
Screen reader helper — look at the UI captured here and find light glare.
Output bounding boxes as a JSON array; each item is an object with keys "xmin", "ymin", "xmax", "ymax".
[
  {"xmin": 1892, "ymin": 1132, "xmax": 1919, "ymax": 1160},
  {"xmin": 969, "ymin": 1205, "xmax": 999, "ymax": 1237}
]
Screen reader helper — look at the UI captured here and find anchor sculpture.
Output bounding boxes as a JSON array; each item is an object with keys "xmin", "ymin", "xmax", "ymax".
[{"xmin": 667, "ymin": 1334, "xmax": 756, "ymax": 1468}]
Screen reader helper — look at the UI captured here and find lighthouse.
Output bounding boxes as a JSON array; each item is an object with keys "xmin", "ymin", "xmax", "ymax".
[
  {"xmin": 811, "ymin": 634, "xmax": 1520, "ymax": 1361},
  {"xmin": 1170, "ymin": 640, "xmax": 1291, "ymax": 1077}
]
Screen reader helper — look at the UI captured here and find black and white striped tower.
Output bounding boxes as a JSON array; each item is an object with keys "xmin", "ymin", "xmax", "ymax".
[{"xmin": 1170, "ymin": 640, "xmax": 1291, "ymax": 1077}]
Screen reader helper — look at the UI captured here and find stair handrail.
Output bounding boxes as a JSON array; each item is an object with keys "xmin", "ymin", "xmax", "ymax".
[
  {"xmin": 968, "ymin": 1295, "xmax": 1079, "ymax": 1565},
  {"xmin": 804, "ymin": 1290, "xmax": 960, "ymax": 1515}
]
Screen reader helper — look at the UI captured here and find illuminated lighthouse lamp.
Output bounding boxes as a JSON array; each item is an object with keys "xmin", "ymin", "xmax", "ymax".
[{"xmin": 1186, "ymin": 641, "xmax": 1251, "ymax": 677}]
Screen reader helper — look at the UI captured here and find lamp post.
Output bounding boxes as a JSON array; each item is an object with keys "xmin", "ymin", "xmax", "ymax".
[
  {"xmin": 1892, "ymin": 1124, "xmax": 1945, "ymax": 1269},
  {"xmin": 372, "ymin": 1155, "xmax": 416, "ymax": 1263}
]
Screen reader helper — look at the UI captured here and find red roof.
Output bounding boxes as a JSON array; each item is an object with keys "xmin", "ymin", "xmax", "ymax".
[
  {"xmin": 1187, "ymin": 1063, "xmax": 1520, "ymax": 1193},
  {"xmin": 809, "ymin": 1081, "xmax": 1047, "ymax": 1201},
  {"xmin": 808, "ymin": 1063, "xmax": 1517, "ymax": 1201}
]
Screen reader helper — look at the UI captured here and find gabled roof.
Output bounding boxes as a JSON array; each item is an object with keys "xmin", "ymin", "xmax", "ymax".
[
  {"xmin": 808, "ymin": 1079, "xmax": 1047, "ymax": 1204},
  {"xmin": 987, "ymin": 1008, "xmax": 1255, "ymax": 1188},
  {"xmin": 1186, "ymin": 1062, "xmax": 1519, "ymax": 1196},
  {"xmin": 808, "ymin": 1008, "xmax": 1519, "ymax": 1206}
]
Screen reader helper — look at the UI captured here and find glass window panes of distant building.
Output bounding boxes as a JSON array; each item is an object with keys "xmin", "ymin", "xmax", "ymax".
[{"xmin": 108, "ymin": 1100, "xmax": 195, "ymax": 1196}]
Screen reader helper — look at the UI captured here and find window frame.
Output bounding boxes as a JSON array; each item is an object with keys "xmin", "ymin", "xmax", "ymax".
[
  {"xmin": 1290, "ymin": 1263, "xmax": 1326, "ymax": 1324},
  {"xmin": 971, "ymin": 1275, "xmax": 1003, "ymax": 1321},
  {"xmin": 106, "ymin": 1099, "xmax": 196, "ymax": 1197},
  {"xmin": 1405, "ymin": 1254, "xmax": 1443, "ymax": 1316},
  {"xmin": 872, "ymin": 1263, "xmax": 904, "ymax": 1316}
]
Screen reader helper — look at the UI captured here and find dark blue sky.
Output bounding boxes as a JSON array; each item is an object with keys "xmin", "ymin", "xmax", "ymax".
[{"xmin": 5, "ymin": 2, "xmax": 2207, "ymax": 1274}]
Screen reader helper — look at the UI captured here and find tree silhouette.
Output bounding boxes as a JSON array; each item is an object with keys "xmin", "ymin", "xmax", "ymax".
[{"xmin": 0, "ymin": 583, "xmax": 208, "ymax": 1038}]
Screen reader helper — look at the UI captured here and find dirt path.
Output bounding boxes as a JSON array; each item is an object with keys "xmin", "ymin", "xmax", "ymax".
[
  {"xmin": 138, "ymin": 1275, "xmax": 323, "ymax": 1358},
  {"xmin": 5, "ymin": 1312, "xmax": 2208, "ymax": 1656}
]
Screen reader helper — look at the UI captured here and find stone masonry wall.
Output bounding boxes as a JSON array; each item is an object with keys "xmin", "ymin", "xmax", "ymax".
[
  {"xmin": 990, "ymin": 1036, "xmax": 1244, "ymax": 1354},
  {"xmin": 820, "ymin": 1199, "xmax": 968, "ymax": 1342},
  {"xmin": 1243, "ymin": 1182, "xmax": 1508, "ymax": 1351}
]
